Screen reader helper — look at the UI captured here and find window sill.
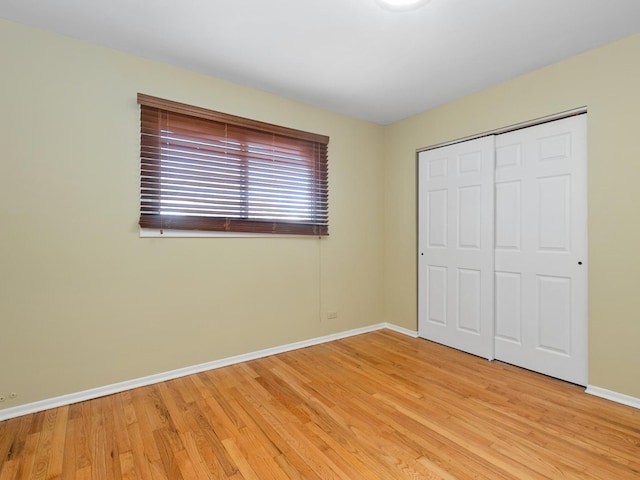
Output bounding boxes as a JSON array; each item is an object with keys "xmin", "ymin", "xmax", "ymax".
[{"xmin": 139, "ymin": 228, "xmax": 318, "ymax": 238}]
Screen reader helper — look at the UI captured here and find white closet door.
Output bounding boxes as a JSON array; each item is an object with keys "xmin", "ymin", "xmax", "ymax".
[
  {"xmin": 494, "ymin": 115, "xmax": 587, "ymax": 385},
  {"xmin": 418, "ymin": 137, "xmax": 495, "ymax": 360}
]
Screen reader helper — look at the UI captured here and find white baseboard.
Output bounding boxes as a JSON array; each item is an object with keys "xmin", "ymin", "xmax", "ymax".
[
  {"xmin": 6, "ymin": 325, "xmax": 638, "ymax": 422},
  {"xmin": 0, "ymin": 323, "xmax": 416, "ymax": 421},
  {"xmin": 586, "ymin": 385, "xmax": 640, "ymax": 410},
  {"xmin": 384, "ymin": 323, "xmax": 419, "ymax": 338}
]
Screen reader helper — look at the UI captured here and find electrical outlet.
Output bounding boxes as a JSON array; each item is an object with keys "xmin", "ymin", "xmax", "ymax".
[
  {"xmin": 9, "ymin": 392, "xmax": 17, "ymax": 399},
  {"xmin": 0, "ymin": 395, "xmax": 6, "ymax": 403},
  {"xmin": 327, "ymin": 311, "xmax": 338, "ymax": 319}
]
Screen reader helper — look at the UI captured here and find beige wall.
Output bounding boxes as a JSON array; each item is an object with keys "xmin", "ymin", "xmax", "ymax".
[
  {"xmin": 1, "ymin": 18, "xmax": 639, "ymax": 412},
  {"xmin": 0, "ymin": 19, "xmax": 385, "ymax": 409},
  {"xmin": 383, "ymin": 33, "xmax": 640, "ymax": 398}
]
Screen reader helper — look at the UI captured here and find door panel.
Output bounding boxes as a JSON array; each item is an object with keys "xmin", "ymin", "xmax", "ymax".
[
  {"xmin": 495, "ymin": 271, "xmax": 522, "ymax": 343},
  {"xmin": 494, "ymin": 115, "xmax": 587, "ymax": 385},
  {"xmin": 427, "ymin": 190, "xmax": 448, "ymax": 247},
  {"xmin": 458, "ymin": 268, "xmax": 482, "ymax": 333},
  {"xmin": 418, "ymin": 137, "xmax": 495, "ymax": 359},
  {"xmin": 537, "ymin": 275, "xmax": 572, "ymax": 354},
  {"xmin": 458, "ymin": 186, "xmax": 482, "ymax": 249},
  {"xmin": 427, "ymin": 266, "xmax": 447, "ymax": 325},
  {"xmin": 495, "ymin": 181, "xmax": 521, "ymax": 250}
]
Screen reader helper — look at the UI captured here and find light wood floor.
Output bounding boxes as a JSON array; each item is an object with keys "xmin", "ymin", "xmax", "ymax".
[{"xmin": 1, "ymin": 330, "xmax": 639, "ymax": 479}]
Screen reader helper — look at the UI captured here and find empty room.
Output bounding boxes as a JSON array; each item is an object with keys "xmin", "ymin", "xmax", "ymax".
[{"xmin": 1, "ymin": 0, "xmax": 639, "ymax": 478}]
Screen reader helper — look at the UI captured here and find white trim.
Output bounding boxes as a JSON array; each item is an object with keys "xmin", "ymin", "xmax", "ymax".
[
  {"xmin": 0, "ymin": 323, "xmax": 416, "ymax": 421},
  {"xmin": 417, "ymin": 107, "xmax": 587, "ymax": 154},
  {"xmin": 384, "ymin": 323, "xmax": 419, "ymax": 338},
  {"xmin": 586, "ymin": 385, "xmax": 640, "ymax": 410},
  {"xmin": 6, "ymin": 324, "xmax": 637, "ymax": 421}
]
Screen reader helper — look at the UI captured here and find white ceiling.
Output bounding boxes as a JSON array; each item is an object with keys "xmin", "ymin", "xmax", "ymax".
[{"xmin": 2, "ymin": 0, "xmax": 640, "ymax": 124}]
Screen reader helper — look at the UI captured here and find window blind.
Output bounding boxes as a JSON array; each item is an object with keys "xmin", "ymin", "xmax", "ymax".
[{"xmin": 138, "ymin": 94, "xmax": 329, "ymax": 235}]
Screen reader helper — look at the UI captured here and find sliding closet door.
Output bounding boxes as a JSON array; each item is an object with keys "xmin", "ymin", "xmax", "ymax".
[
  {"xmin": 418, "ymin": 137, "xmax": 495, "ymax": 360},
  {"xmin": 494, "ymin": 115, "xmax": 587, "ymax": 385}
]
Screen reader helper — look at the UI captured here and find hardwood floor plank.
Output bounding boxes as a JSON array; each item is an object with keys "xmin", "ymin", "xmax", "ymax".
[
  {"xmin": 178, "ymin": 430, "xmax": 217, "ymax": 480},
  {"xmin": 1, "ymin": 330, "xmax": 640, "ymax": 479},
  {"xmin": 74, "ymin": 465, "xmax": 91, "ymax": 480},
  {"xmin": 221, "ymin": 438, "xmax": 258, "ymax": 480},
  {"xmin": 0, "ymin": 418, "xmax": 18, "ymax": 466},
  {"xmin": 153, "ymin": 428, "xmax": 185, "ymax": 480},
  {"xmin": 60, "ymin": 416, "xmax": 79, "ymax": 479},
  {"xmin": 47, "ymin": 405, "xmax": 69, "ymax": 479},
  {"xmin": 16, "ymin": 433, "xmax": 40, "ymax": 480},
  {"xmin": 189, "ymin": 398, "xmax": 242, "ymax": 477},
  {"xmin": 117, "ymin": 451, "xmax": 138, "ymax": 480},
  {"xmin": 0, "ymin": 459, "xmax": 19, "ymax": 480},
  {"xmin": 123, "ymin": 417, "xmax": 155, "ymax": 480}
]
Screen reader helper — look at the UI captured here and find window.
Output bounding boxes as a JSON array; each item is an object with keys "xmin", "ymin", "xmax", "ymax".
[{"xmin": 138, "ymin": 94, "xmax": 329, "ymax": 236}]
